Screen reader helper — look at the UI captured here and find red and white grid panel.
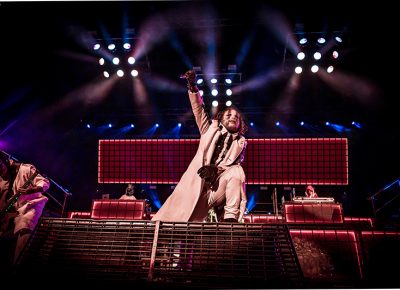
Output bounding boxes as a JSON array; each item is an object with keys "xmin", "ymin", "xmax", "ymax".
[{"xmin": 98, "ymin": 138, "xmax": 348, "ymax": 185}]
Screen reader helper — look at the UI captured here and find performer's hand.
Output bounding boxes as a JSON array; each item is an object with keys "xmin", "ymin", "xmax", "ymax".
[
  {"xmin": 197, "ymin": 165, "xmax": 218, "ymax": 184},
  {"xmin": 18, "ymin": 185, "xmax": 42, "ymax": 195},
  {"xmin": 182, "ymin": 70, "xmax": 198, "ymax": 93}
]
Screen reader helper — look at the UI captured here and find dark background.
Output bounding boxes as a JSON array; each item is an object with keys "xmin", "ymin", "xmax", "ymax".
[{"xmin": 0, "ymin": 1, "xmax": 398, "ymax": 217}]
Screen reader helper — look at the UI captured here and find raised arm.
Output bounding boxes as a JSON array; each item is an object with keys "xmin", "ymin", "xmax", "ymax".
[{"xmin": 183, "ymin": 70, "xmax": 211, "ymax": 135}]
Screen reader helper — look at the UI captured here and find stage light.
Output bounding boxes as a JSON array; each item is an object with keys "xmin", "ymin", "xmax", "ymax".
[
  {"xmin": 212, "ymin": 100, "xmax": 218, "ymax": 107},
  {"xmin": 178, "ymin": 123, "xmax": 182, "ymax": 127},
  {"xmin": 311, "ymin": 65, "xmax": 319, "ymax": 73},
  {"xmin": 192, "ymin": 66, "xmax": 241, "ymax": 106},
  {"xmin": 127, "ymin": 57, "xmax": 135, "ymax": 64},
  {"xmin": 93, "ymin": 43, "xmax": 101, "ymax": 50},
  {"xmin": 327, "ymin": 66, "xmax": 334, "ymax": 73},
  {"xmin": 86, "ymin": 124, "xmax": 91, "ymax": 128},
  {"xmin": 93, "ymin": 37, "xmax": 149, "ymax": 78},
  {"xmin": 299, "ymin": 37, "xmax": 307, "ymax": 45},
  {"xmin": 226, "ymin": 100, "xmax": 232, "ymax": 106},
  {"xmin": 275, "ymin": 121, "xmax": 280, "ymax": 126},
  {"xmin": 313, "ymin": 52, "xmax": 321, "ymax": 60},
  {"xmin": 297, "ymin": 52, "xmax": 305, "ymax": 60},
  {"xmin": 130, "ymin": 70, "xmax": 138, "ymax": 77},
  {"xmin": 103, "ymin": 71, "xmax": 110, "ymax": 78},
  {"xmin": 295, "ymin": 66, "xmax": 303, "ymax": 74},
  {"xmin": 317, "ymin": 37, "xmax": 326, "ymax": 44},
  {"xmin": 130, "ymin": 124, "xmax": 135, "ymax": 128},
  {"xmin": 112, "ymin": 57, "xmax": 120, "ymax": 65},
  {"xmin": 117, "ymin": 70, "xmax": 124, "ymax": 77},
  {"xmin": 284, "ymin": 30, "xmax": 346, "ymax": 74},
  {"xmin": 300, "ymin": 121, "xmax": 304, "ymax": 126},
  {"xmin": 250, "ymin": 122, "xmax": 254, "ymax": 127},
  {"xmin": 108, "ymin": 123, "xmax": 112, "ymax": 128},
  {"xmin": 155, "ymin": 123, "xmax": 159, "ymax": 128}
]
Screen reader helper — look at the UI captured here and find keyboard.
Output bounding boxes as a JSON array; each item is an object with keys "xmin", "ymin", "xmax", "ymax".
[{"xmin": 292, "ymin": 197, "xmax": 335, "ymax": 203}]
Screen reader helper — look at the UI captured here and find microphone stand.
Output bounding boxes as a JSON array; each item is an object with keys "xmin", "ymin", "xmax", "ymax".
[{"xmin": 43, "ymin": 174, "xmax": 72, "ymax": 218}]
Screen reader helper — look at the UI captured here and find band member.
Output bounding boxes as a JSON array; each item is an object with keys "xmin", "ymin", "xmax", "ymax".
[
  {"xmin": 305, "ymin": 185, "xmax": 318, "ymax": 198},
  {"xmin": 152, "ymin": 70, "xmax": 248, "ymax": 223},
  {"xmin": 119, "ymin": 183, "xmax": 137, "ymax": 200},
  {"xmin": 0, "ymin": 151, "xmax": 50, "ymax": 265}
]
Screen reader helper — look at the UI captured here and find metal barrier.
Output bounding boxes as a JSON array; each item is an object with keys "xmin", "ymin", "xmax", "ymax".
[{"xmin": 16, "ymin": 218, "xmax": 304, "ymax": 288}]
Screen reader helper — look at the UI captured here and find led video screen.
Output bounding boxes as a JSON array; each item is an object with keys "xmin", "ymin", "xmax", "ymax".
[{"xmin": 98, "ymin": 138, "xmax": 348, "ymax": 185}]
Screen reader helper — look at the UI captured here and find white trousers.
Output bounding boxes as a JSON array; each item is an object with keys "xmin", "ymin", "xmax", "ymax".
[{"xmin": 206, "ymin": 165, "xmax": 245, "ymax": 220}]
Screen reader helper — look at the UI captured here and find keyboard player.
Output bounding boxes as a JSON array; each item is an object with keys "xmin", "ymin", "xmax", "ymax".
[{"xmin": 305, "ymin": 185, "xmax": 319, "ymax": 198}]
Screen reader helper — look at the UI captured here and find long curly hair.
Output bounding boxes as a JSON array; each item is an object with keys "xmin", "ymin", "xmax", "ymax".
[
  {"xmin": 213, "ymin": 106, "xmax": 248, "ymax": 135},
  {"xmin": 0, "ymin": 150, "xmax": 10, "ymax": 167}
]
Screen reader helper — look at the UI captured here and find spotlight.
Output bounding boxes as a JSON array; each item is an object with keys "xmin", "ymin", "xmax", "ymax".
[
  {"xmin": 313, "ymin": 52, "xmax": 321, "ymax": 60},
  {"xmin": 311, "ymin": 65, "xmax": 319, "ymax": 73},
  {"xmin": 335, "ymin": 36, "xmax": 343, "ymax": 43},
  {"xmin": 112, "ymin": 57, "xmax": 120, "ymax": 65},
  {"xmin": 297, "ymin": 52, "xmax": 305, "ymax": 60},
  {"xmin": 299, "ymin": 37, "xmax": 307, "ymax": 45},
  {"xmin": 295, "ymin": 66, "xmax": 303, "ymax": 74},
  {"xmin": 93, "ymin": 43, "xmax": 101, "ymax": 50},
  {"xmin": 212, "ymin": 100, "xmax": 218, "ymax": 107},
  {"xmin": 128, "ymin": 57, "xmax": 136, "ymax": 64},
  {"xmin": 226, "ymin": 100, "xmax": 232, "ymax": 106}
]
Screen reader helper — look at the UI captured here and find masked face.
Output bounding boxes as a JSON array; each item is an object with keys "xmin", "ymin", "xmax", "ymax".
[{"xmin": 221, "ymin": 109, "xmax": 240, "ymax": 133}]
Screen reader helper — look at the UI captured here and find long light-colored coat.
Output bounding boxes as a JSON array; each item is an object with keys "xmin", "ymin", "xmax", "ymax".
[
  {"xmin": 13, "ymin": 163, "xmax": 50, "ymax": 233},
  {"xmin": 151, "ymin": 91, "xmax": 247, "ymax": 222}
]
